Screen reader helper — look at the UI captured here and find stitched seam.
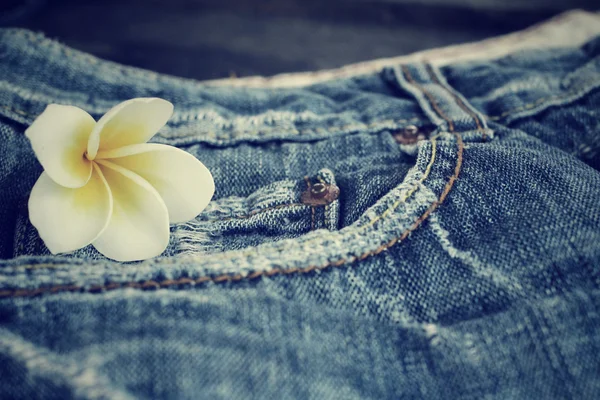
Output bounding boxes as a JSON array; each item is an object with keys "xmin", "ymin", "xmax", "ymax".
[
  {"xmin": 484, "ymin": 91, "xmax": 594, "ymax": 120},
  {"xmin": 366, "ymin": 135, "xmax": 438, "ymax": 228},
  {"xmin": 2, "ymin": 88, "xmax": 596, "ymax": 138},
  {"xmin": 401, "ymin": 66, "xmax": 455, "ymax": 132},
  {"xmin": 402, "ymin": 66, "xmax": 456, "ymax": 134},
  {"xmin": 424, "ymin": 64, "xmax": 486, "ymax": 140}
]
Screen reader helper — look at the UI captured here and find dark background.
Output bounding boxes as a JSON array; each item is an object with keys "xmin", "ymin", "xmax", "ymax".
[{"xmin": 1, "ymin": 0, "xmax": 598, "ymax": 81}]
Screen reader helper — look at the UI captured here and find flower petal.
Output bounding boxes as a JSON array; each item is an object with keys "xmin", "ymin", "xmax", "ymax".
[
  {"xmin": 98, "ymin": 144, "xmax": 214, "ymax": 223},
  {"xmin": 28, "ymin": 163, "xmax": 113, "ymax": 254},
  {"xmin": 92, "ymin": 159, "xmax": 170, "ymax": 262},
  {"xmin": 25, "ymin": 104, "xmax": 95, "ymax": 188},
  {"xmin": 87, "ymin": 98, "xmax": 173, "ymax": 159}
]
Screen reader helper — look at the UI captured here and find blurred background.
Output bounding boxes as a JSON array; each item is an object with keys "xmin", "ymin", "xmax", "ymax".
[{"xmin": 1, "ymin": 0, "xmax": 598, "ymax": 81}]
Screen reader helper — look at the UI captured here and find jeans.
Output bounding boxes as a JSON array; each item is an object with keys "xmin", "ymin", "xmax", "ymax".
[{"xmin": 1, "ymin": 11, "xmax": 600, "ymax": 399}]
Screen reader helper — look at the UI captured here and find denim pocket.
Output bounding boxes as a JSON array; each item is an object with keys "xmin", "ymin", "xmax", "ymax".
[{"xmin": 12, "ymin": 169, "xmax": 340, "ymax": 260}]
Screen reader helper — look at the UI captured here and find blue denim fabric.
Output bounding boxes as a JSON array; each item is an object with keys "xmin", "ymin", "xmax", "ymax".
[{"xmin": 0, "ymin": 26, "xmax": 600, "ymax": 399}]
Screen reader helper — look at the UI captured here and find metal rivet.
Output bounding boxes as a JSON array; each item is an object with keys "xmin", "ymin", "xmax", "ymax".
[
  {"xmin": 404, "ymin": 125, "xmax": 419, "ymax": 136},
  {"xmin": 310, "ymin": 182, "xmax": 328, "ymax": 198},
  {"xmin": 301, "ymin": 181, "xmax": 340, "ymax": 205}
]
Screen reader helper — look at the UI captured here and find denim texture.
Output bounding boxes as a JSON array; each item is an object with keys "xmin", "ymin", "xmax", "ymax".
[{"xmin": 0, "ymin": 17, "xmax": 600, "ymax": 399}]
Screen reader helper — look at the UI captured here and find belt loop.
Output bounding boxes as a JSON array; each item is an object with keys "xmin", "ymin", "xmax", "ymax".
[{"xmin": 393, "ymin": 63, "xmax": 492, "ymax": 141}]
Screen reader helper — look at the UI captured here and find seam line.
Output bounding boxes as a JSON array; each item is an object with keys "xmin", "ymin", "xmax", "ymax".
[
  {"xmin": 401, "ymin": 66, "xmax": 455, "ymax": 132},
  {"xmin": 402, "ymin": 66, "xmax": 455, "ymax": 133},
  {"xmin": 424, "ymin": 64, "xmax": 487, "ymax": 140},
  {"xmin": 1, "ymin": 87, "xmax": 596, "ymax": 139}
]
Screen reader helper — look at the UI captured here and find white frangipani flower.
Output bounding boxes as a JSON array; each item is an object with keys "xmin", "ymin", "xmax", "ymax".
[{"xmin": 26, "ymin": 98, "xmax": 214, "ymax": 262}]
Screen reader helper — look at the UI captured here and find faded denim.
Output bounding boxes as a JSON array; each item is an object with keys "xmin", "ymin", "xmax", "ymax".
[{"xmin": 1, "ymin": 13, "xmax": 600, "ymax": 400}]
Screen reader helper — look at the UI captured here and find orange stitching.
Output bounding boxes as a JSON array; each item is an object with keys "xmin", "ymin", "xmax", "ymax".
[
  {"xmin": 425, "ymin": 64, "xmax": 487, "ymax": 141},
  {"xmin": 413, "ymin": 65, "xmax": 465, "ymax": 211},
  {"xmin": 247, "ymin": 271, "xmax": 262, "ymax": 280},
  {"xmin": 401, "ymin": 66, "xmax": 455, "ymax": 132}
]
